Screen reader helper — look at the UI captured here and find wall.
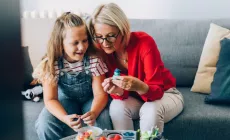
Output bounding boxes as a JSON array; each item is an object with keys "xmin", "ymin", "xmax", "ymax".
[{"xmin": 21, "ymin": 0, "xmax": 230, "ymax": 19}]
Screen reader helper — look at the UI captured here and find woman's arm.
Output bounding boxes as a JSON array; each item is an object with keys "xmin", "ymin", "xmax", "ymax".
[
  {"xmin": 112, "ymin": 35, "xmax": 164, "ymax": 101},
  {"xmin": 139, "ymin": 37, "xmax": 165, "ymax": 101}
]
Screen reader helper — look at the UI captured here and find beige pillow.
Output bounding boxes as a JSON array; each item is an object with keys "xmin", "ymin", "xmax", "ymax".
[{"xmin": 191, "ymin": 23, "xmax": 230, "ymax": 94}]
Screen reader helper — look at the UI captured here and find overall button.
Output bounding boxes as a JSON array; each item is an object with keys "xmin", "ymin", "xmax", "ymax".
[
  {"xmin": 85, "ymin": 70, "xmax": 89, "ymax": 74},
  {"xmin": 60, "ymin": 72, "xmax": 64, "ymax": 76}
]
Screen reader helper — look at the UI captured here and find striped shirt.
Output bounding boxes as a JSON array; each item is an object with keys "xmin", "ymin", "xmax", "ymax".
[{"xmin": 54, "ymin": 57, "xmax": 108, "ymax": 77}]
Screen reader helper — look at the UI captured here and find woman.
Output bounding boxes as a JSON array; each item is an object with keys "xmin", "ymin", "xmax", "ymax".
[{"xmin": 88, "ymin": 3, "xmax": 184, "ymax": 133}]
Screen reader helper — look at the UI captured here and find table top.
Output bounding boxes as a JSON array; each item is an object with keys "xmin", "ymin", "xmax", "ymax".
[{"xmin": 60, "ymin": 134, "xmax": 76, "ymax": 140}]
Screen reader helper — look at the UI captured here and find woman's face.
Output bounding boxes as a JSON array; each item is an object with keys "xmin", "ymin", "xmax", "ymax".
[
  {"xmin": 93, "ymin": 23, "xmax": 122, "ymax": 54},
  {"xmin": 63, "ymin": 25, "xmax": 89, "ymax": 63}
]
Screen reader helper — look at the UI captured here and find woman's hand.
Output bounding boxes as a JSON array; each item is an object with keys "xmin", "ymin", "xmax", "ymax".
[
  {"xmin": 112, "ymin": 76, "xmax": 149, "ymax": 94},
  {"xmin": 63, "ymin": 114, "xmax": 82, "ymax": 132},
  {"xmin": 81, "ymin": 111, "xmax": 96, "ymax": 126},
  {"xmin": 102, "ymin": 78, "xmax": 124, "ymax": 96}
]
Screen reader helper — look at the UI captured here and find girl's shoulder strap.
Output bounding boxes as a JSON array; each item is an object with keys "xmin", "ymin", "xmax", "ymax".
[{"xmin": 57, "ymin": 57, "xmax": 64, "ymax": 69}]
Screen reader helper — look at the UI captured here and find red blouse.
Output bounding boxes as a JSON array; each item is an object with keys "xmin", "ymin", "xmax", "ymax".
[{"xmin": 105, "ymin": 32, "xmax": 176, "ymax": 102}]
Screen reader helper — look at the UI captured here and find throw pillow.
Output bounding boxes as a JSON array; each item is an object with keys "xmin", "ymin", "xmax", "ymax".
[
  {"xmin": 191, "ymin": 23, "xmax": 230, "ymax": 94},
  {"xmin": 205, "ymin": 38, "xmax": 230, "ymax": 104},
  {"xmin": 22, "ymin": 46, "xmax": 34, "ymax": 90}
]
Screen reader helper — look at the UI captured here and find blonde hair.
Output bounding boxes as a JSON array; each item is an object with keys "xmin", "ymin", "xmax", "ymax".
[
  {"xmin": 89, "ymin": 3, "xmax": 130, "ymax": 47},
  {"xmin": 33, "ymin": 12, "xmax": 96, "ymax": 84}
]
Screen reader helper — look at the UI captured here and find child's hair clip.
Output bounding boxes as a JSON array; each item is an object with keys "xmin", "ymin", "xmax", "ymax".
[{"xmin": 65, "ymin": 12, "xmax": 71, "ymax": 15}]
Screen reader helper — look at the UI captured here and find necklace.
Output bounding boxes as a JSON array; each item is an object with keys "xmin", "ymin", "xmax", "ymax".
[
  {"xmin": 114, "ymin": 53, "xmax": 128, "ymax": 64},
  {"xmin": 119, "ymin": 58, "xmax": 128, "ymax": 64}
]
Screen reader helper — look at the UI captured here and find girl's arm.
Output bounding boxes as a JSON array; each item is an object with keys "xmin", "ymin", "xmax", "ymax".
[
  {"xmin": 42, "ymin": 80, "xmax": 80, "ymax": 126},
  {"xmin": 42, "ymin": 80, "xmax": 68, "ymax": 122},
  {"xmin": 33, "ymin": 59, "xmax": 81, "ymax": 130},
  {"xmin": 91, "ymin": 74, "xmax": 108, "ymax": 118},
  {"xmin": 80, "ymin": 57, "xmax": 109, "ymax": 126}
]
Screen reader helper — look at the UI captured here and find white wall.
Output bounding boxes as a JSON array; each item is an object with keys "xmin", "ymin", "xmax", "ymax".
[{"xmin": 20, "ymin": 0, "xmax": 230, "ymax": 19}]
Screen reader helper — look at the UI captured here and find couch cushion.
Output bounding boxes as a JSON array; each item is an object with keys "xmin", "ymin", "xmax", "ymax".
[
  {"xmin": 191, "ymin": 23, "xmax": 230, "ymax": 94},
  {"xmin": 205, "ymin": 38, "xmax": 230, "ymax": 104},
  {"xmin": 129, "ymin": 19, "xmax": 230, "ymax": 87},
  {"xmin": 23, "ymin": 100, "xmax": 44, "ymax": 140},
  {"xmin": 164, "ymin": 87, "xmax": 230, "ymax": 140}
]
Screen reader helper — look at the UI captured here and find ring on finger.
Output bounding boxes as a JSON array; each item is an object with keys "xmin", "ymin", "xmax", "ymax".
[
  {"xmin": 107, "ymin": 87, "xmax": 111, "ymax": 92},
  {"xmin": 125, "ymin": 84, "xmax": 130, "ymax": 89}
]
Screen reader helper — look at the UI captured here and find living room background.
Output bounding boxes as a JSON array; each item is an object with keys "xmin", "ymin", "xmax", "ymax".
[{"xmin": 21, "ymin": 0, "xmax": 230, "ymax": 19}]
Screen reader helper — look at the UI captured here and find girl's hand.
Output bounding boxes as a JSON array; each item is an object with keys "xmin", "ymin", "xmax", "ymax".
[
  {"xmin": 102, "ymin": 78, "xmax": 124, "ymax": 96},
  {"xmin": 111, "ymin": 76, "xmax": 149, "ymax": 94},
  {"xmin": 81, "ymin": 111, "xmax": 96, "ymax": 126},
  {"xmin": 63, "ymin": 114, "xmax": 82, "ymax": 132}
]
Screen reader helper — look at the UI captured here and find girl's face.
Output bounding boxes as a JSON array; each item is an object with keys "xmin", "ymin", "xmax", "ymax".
[
  {"xmin": 93, "ymin": 23, "xmax": 122, "ymax": 54},
  {"xmin": 63, "ymin": 25, "xmax": 88, "ymax": 62}
]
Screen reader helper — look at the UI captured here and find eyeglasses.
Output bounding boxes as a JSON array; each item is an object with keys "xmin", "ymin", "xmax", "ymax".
[{"xmin": 93, "ymin": 32, "xmax": 120, "ymax": 44}]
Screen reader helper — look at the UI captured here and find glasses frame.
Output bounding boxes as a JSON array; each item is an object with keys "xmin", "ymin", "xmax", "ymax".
[{"xmin": 93, "ymin": 31, "xmax": 120, "ymax": 44}]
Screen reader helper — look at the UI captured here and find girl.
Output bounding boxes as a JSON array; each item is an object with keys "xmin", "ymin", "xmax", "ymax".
[
  {"xmin": 33, "ymin": 12, "xmax": 112, "ymax": 140},
  {"xmin": 89, "ymin": 3, "xmax": 184, "ymax": 133}
]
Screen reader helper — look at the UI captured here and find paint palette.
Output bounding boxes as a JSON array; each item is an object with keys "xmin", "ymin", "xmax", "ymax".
[{"xmin": 100, "ymin": 130, "xmax": 138, "ymax": 140}]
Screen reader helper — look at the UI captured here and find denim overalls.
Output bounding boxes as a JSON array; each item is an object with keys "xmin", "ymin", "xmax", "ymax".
[{"xmin": 35, "ymin": 56, "xmax": 112, "ymax": 140}]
